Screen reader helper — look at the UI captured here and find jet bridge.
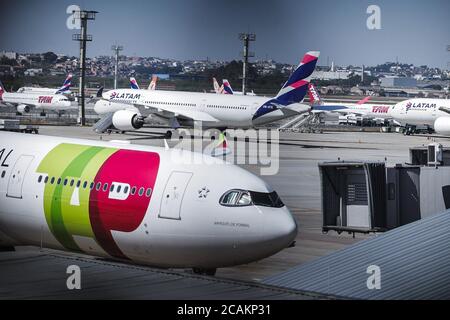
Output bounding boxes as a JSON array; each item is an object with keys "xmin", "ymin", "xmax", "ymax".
[{"xmin": 320, "ymin": 143, "xmax": 450, "ymax": 235}]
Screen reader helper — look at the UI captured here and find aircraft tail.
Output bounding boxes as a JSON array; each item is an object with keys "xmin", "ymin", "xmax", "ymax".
[
  {"xmin": 222, "ymin": 79, "xmax": 234, "ymax": 94},
  {"xmin": 307, "ymin": 83, "xmax": 323, "ymax": 105},
  {"xmin": 274, "ymin": 51, "xmax": 320, "ymax": 105},
  {"xmin": 356, "ymin": 96, "xmax": 371, "ymax": 104},
  {"xmin": 56, "ymin": 74, "xmax": 72, "ymax": 94},
  {"xmin": 148, "ymin": 75, "xmax": 158, "ymax": 90},
  {"xmin": 96, "ymin": 87, "xmax": 104, "ymax": 98},
  {"xmin": 213, "ymin": 77, "xmax": 223, "ymax": 94},
  {"xmin": 130, "ymin": 77, "xmax": 140, "ymax": 89},
  {"xmin": 0, "ymin": 80, "xmax": 5, "ymax": 100}
]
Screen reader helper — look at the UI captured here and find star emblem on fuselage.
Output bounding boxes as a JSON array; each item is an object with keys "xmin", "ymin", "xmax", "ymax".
[{"xmin": 198, "ymin": 187, "xmax": 210, "ymax": 198}]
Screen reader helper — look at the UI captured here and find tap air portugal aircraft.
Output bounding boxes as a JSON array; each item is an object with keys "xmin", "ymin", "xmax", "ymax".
[
  {"xmin": 17, "ymin": 74, "xmax": 73, "ymax": 95},
  {"xmin": 387, "ymin": 98, "xmax": 450, "ymax": 134},
  {"xmin": 308, "ymin": 83, "xmax": 393, "ymax": 120},
  {"xmin": 93, "ymin": 51, "xmax": 320, "ymax": 132},
  {"xmin": 0, "ymin": 132, "xmax": 297, "ymax": 275},
  {"xmin": 0, "ymin": 81, "xmax": 73, "ymax": 115}
]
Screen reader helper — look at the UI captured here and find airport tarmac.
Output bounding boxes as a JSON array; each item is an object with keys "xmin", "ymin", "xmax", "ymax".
[{"xmin": 2, "ymin": 125, "xmax": 449, "ymax": 298}]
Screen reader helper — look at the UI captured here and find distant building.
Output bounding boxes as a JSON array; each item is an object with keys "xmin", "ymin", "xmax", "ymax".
[
  {"xmin": 0, "ymin": 51, "xmax": 17, "ymax": 60},
  {"xmin": 24, "ymin": 68, "xmax": 43, "ymax": 76},
  {"xmin": 311, "ymin": 70, "xmax": 350, "ymax": 80},
  {"xmin": 380, "ymin": 77, "xmax": 417, "ymax": 88}
]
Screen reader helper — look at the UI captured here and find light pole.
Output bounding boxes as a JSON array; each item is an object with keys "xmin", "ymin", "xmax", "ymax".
[
  {"xmin": 239, "ymin": 33, "xmax": 255, "ymax": 95},
  {"xmin": 111, "ymin": 45, "xmax": 123, "ymax": 89},
  {"xmin": 72, "ymin": 9, "xmax": 97, "ymax": 126}
]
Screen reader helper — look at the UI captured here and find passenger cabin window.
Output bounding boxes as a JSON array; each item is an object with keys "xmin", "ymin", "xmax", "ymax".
[{"xmin": 38, "ymin": 175, "xmax": 42, "ymax": 183}]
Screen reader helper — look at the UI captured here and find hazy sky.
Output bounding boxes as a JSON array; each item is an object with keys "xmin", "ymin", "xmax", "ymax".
[{"xmin": 1, "ymin": 0, "xmax": 449, "ymax": 68}]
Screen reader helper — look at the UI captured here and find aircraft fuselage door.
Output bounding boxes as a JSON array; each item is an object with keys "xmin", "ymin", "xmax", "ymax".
[
  {"xmin": 7, "ymin": 155, "xmax": 34, "ymax": 199},
  {"xmin": 159, "ymin": 171, "xmax": 193, "ymax": 220}
]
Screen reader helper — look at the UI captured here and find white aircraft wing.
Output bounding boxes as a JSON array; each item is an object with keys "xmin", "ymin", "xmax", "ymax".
[
  {"xmin": 134, "ymin": 103, "xmax": 220, "ymax": 122},
  {"xmin": 332, "ymin": 109, "xmax": 367, "ymax": 116}
]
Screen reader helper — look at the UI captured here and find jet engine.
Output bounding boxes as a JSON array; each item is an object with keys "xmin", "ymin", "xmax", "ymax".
[
  {"xmin": 17, "ymin": 104, "xmax": 31, "ymax": 114},
  {"xmin": 434, "ymin": 117, "xmax": 450, "ymax": 135},
  {"xmin": 112, "ymin": 109, "xmax": 145, "ymax": 131}
]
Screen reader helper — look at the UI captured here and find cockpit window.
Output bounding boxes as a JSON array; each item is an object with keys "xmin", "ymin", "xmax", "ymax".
[
  {"xmin": 220, "ymin": 190, "xmax": 241, "ymax": 206},
  {"xmin": 249, "ymin": 191, "xmax": 284, "ymax": 208},
  {"xmin": 219, "ymin": 189, "xmax": 284, "ymax": 208}
]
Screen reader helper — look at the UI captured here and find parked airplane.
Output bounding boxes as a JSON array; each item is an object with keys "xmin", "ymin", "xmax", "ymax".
[
  {"xmin": 0, "ymin": 81, "xmax": 73, "ymax": 115},
  {"xmin": 388, "ymin": 98, "xmax": 450, "ymax": 134},
  {"xmin": 94, "ymin": 51, "xmax": 320, "ymax": 132},
  {"xmin": 308, "ymin": 83, "xmax": 393, "ymax": 121},
  {"xmin": 17, "ymin": 74, "xmax": 73, "ymax": 95},
  {"xmin": 0, "ymin": 132, "xmax": 297, "ymax": 275}
]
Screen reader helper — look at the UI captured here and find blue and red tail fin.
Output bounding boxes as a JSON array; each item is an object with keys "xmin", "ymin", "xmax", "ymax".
[
  {"xmin": 281, "ymin": 51, "xmax": 319, "ymax": 89},
  {"xmin": 222, "ymin": 79, "xmax": 234, "ymax": 94},
  {"xmin": 56, "ymin": 74, "xmax": 72, "ymax": 94},
  {"xmin": 130, "ymin": 77, "xmax": 140, "ymax": 89},
  {"xmin": 274, "ymin": 51, "xmax": 320, "ymax": 105},
  {"xmin": 307, "ymin": 83, "xmax": 323, "ymax": 105}
]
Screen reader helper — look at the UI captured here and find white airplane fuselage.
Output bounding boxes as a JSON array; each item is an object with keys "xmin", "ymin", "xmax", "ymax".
[
  {"xmin": 0, "ymin": 132, "xmax": 297, "ymax": 269},
  {"xmin": 1, "ymin": 92, "xmax": 73, "ymax": 113},
  {"xmin": 389, "ymin": 98, "xmax": 450, "ymax": 127},
  {"xmin": 97, "ymin": 89, "xmax": 310, "ymax": 129}
]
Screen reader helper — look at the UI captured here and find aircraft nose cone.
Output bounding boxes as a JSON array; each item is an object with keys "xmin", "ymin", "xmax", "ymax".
[{"xmin": 264, "ymin": 207, "xmax": 298, "ymax": 248}]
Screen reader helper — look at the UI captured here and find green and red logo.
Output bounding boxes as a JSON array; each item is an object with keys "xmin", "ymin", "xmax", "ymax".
[{"xmin": 37, "ymin": 143, "xmax": 160, "ymax": 259}]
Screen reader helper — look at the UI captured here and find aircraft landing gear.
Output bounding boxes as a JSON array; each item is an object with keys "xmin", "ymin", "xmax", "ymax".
[
  {"xmin": 192, "ymin": 268, "xmax": 217, "ymax": 276},
  {"xmin": 404, "ymin": 125, "xmax": 416, "ymax": 136}
]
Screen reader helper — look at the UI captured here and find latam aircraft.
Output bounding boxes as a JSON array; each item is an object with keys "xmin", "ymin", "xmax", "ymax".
[
  {"xmin": 93, "ymin": 51, "xmax": 320, "ymax": 132},
  {"xmin": 17, "ymin": 74, "xmax": 73, "ymax": 95},
  {"xmin": 0, "ymin": 132, "xmax": 297, "ymax": 275},
  {"xmin": 388, "ymin": 98, "xmax": 450, "ymax": 134},
  {"xmin": 0, "ymin": 81, "xmax": 73, "ymax": 115}
]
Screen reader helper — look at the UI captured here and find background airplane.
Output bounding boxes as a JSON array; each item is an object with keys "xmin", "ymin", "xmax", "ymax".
[
  {"xmin": 308, "ymin": 83, "xmax": 393, "ymax": 122},
  {"xmin": 0, "ymin": 80, "xmax": 73, "ymax": 116},
  {"xmin": 94, "ymin": 51, "xmax": 320, "ymax": 133},
  {"xmin": 0, "ymin": 131, "xmax": 297, "ymax": 276},
  {"xmin": 17, "ymin": 74, "xmax": 73, "ymax": 95},
  {"xmin": 388, "ymin": 98, "xmax": 450, "ymax": 135}
]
